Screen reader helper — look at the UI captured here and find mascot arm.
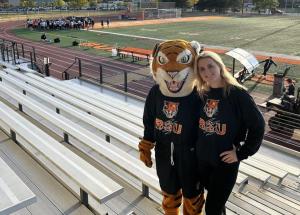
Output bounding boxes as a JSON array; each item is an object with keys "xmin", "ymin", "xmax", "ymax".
[
  {"xmin": 139, "ymin": 86, "xmax": 156, "ymax": 168},
  {"xmin": 143, "ymin": 86, "xmax": 156, "ymax": 143}
]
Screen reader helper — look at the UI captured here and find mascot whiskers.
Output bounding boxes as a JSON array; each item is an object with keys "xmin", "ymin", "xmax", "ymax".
[{"xmin": 139, "ymin": 39, "xmax": 205, "ymax": 215}]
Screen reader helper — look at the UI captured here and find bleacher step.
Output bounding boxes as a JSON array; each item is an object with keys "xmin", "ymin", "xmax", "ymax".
[
  {"xmin": 239, "ymin": 162, "xmax": 271, "ymax": 185},
  {"xmin": 243, "ymin": 158, "xmax": 288, "ymax": 181},
  {"xmin": 229, "ymin": 193, "xmax": 269, "ymax": 215},
  {"xmin": 226, "ymin": 201, "xmax": 252, "ymax": 215},
  {"xmin": 61, "ymin": 140, "xmax": 163, "ymax": 214},
  {"xmin": 246, "ymin": 193, "xmax": 293, "ymax": 214},
  {"xmin": 234, "ymin": 193, "xmax": 282, "ymax": 215},
  {"xmin": 0, "ymin": 129, "xmax": 8, "ymax": 142},
  {"xmin": 17, "ymin": 111, "xmax": 64, "ymax": 142},
  {"xmin": 264, "ymin": 183, "xmax": 300, "ymax": 205},
  {"xmin": 0, "ymin": 139, "xmax": 94, "ymax": 215},
  {"xmin": 252, "ymin": 153, "xmax": 300, "ymax": 177},
  {"xmin": 243, "ymin": 185, "xmax": 300, "ymax": 215}
]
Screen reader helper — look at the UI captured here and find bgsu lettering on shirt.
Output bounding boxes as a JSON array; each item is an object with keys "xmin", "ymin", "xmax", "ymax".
[
  {"xmin": 199, "ymin": 117, "xmax": 226, "ymax": 136},
  {"xmin": 155, "ymin": 118, "xmax": 182, "ymax": 134}
]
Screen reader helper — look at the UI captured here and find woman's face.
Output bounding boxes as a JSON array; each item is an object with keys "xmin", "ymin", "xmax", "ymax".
[{"xmin": 197, "ymin": 57, "xmax": 223, "ymax": 87}]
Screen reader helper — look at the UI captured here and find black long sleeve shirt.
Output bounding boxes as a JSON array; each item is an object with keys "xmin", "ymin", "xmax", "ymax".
[
  {"xmin": 196, "ymin": 86, "xmax": 265, "ymax": 166},
  {"xmin": 143, "ymin": 85, "xmax": 201, "ymax": 148}
]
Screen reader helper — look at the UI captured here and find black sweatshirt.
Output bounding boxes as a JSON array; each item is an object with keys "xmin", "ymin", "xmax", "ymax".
[
  {"xmin": 143, "ymin": 85, "xmax": 200, "ymax": 147},
  {"xmin": 196, "ymin": 86, "xmax": 265, "ymax": 166},
  {"xmin": 143, "ymin": 85, "xmax": 203, "ymax": 197}
]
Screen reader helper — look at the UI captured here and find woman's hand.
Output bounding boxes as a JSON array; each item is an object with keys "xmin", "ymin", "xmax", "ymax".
[{"xmin": 220, "ymin": 145, "xmax": 238, "ymax": 163}]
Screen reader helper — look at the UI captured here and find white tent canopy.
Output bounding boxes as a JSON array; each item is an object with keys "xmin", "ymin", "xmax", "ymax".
[{"xmin": 225, "ymin": 48, "xmax": 259, "ymax": 72}]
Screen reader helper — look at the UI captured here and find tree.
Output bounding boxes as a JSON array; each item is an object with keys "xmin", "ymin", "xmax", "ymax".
[
  {"xmin": 195, "ymin": 0, "xmax": 241, "ymax": 12},
  {"xmin": 53, "ymin": 0, "xmax": 66, "ymax": 7},
  {"xmin": 188, "ymin": 0, "xmax": 200, "ymax": 7},
  {"xmin": 277, "ymin": 0, "xmax": 285, "ymax": 8},
  {"xmin": 0, "ymin": 2, "xmax": 9, "ymax": 8},
  {"xmin": 160, "ymin": 0, "xmax": 190, "ymax": 8},
  {"xmin": 252, "ymin": 0, "xmax": 279, "ymax": 10},
  {"xmin": 89, "ymin": 0, "xmax": 97, "ymax": 7},
  {"xmin": 68, "ymin": 0, "xmax": 88, "ymax": 8},
  {"xmin": 20, "ymin": 0, "xmax": 35, "ymax": 8}
]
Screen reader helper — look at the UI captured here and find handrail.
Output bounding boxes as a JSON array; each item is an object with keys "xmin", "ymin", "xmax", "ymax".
[
  {"xmin": 75, "ymin": 56, "xmax": 149, "ymax": 77},
  {"xmin": 61, "ymin": 58, "xmax": 78, "ymax": 80},
  {"xmin": 63, "ymin": 58, "xmax": 78, "ymax": 74}
]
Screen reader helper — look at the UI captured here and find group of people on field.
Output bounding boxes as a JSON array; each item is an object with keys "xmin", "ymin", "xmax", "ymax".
[
  {"xmin": 25, "ymin": 16, "xmax": 95, "ymax": 31},
  {"xmin": 139, "ymin": 40, "xmax": 266, "ymax": 215}
]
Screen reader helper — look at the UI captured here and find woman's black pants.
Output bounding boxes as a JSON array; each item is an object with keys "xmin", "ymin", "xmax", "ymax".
[{"xmin": 198, "ymin": 161, "xmax": 239, "ymax": 215}]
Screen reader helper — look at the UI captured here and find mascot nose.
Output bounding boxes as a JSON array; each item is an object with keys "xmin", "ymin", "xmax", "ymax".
[{"xmin": 167, "ymin": 71, "xmax": 179, "ymax": 79}]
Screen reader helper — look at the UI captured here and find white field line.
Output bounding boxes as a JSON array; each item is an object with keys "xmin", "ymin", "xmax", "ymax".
[{"xmin": 84, "ymin": 29, "xmax": 165, "ymax": 42}]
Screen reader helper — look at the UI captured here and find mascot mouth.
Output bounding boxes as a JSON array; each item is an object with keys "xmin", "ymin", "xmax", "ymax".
[{"xmin": 165, "ymin": 75, "xmax": 188, "ymax": 93}]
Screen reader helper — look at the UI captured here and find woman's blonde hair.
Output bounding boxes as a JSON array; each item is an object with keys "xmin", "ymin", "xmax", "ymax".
[{"xmin": 194, "ymin": 51, "xmax": 246, "ymax": 97}]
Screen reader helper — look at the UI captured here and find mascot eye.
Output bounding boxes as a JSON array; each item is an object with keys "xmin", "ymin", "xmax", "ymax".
[
  {"xmin": 180, "ymin": 55, "xmax": 191, "ymax": 64},
  {"xmin": 158, "ymin": 56, "xmax": 168, "ymax": 65}
]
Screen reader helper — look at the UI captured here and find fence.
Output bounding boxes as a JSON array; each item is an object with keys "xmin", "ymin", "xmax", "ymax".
[
  {"xmin": 0, "ymin": 38, "xmax": 153, "ymax": 99},
  {"xmin": 63, "ymin": 57, "xmax": 152, "ymax": 99},
  {"xmin": 143, "ymin": 8, "xmax": 182, "ymax": 19},
  {"xmin": 0, "ymin": 40, "xmax": 19, "ymax": 64},
  {"xmin": 0, "ymin": 38, "xmax": 51, "ymax": 76}
]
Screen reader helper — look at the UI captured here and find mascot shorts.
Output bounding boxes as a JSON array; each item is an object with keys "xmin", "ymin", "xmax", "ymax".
[{"xmin": 155, "ymin": 143, "xmax": 202, "ymax": 198}]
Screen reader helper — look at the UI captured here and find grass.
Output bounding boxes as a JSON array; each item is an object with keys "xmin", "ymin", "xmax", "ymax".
[
  {"xmin": 11, "ymin": 28, "xmax": 114, "ymax": 56},
  {"xmin": 13, "ymin": 28, "xmax": 157, "ymax": 50},
  {"xmin": 103, "ymin": 16, "xmax": 300, "ymax": 55},
  {"xmin": 244, "ymin": 80, "xmax": 274, "ymax": 94},
  {"xmin": 10, "ymin": 15, "xmax": 300, "ymax": 93},
  {"xmin": 12, "ymin": 16, "xmax": 300, "ymax": 57}
]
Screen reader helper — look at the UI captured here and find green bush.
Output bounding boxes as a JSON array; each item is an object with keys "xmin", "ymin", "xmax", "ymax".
[
  {"xmin": 72, "ymin": 40, "xmax": 79, "ymax": 46},
  {"xmin": 54, "ymin": 37, "xmax": 60, "ymax": 43}
]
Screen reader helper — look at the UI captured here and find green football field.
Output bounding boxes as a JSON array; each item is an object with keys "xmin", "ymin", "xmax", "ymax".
[
  {"xmin": 100, "ymin": 16, "xmax": 300, "ymax": 56},
  {"xmin": 11, "ymin": 15, "xmax": 300, "ymax": 91},
  {"xmin": 13, "ymin": 16, "xmax": 300, "ymax": 55},
  {"xmin": 11, "ymin": 16, "xmax": 300, "ymax": 56}
]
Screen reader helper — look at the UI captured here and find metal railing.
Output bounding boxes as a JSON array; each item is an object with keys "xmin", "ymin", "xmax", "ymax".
[
  {"xmin": 0, "ymin": 38, "xmax": 53, "ymax": 76},
  {"xmin": 0, "ymin": 39, "xmax": 154, "ymax": 98},
  {"xmin": 0, "ymin": 38, "xmax": 35, "ymax": 65},
  {"xmin": 70, "ymin": 57, "xmax": 152, "ymax": 96}
]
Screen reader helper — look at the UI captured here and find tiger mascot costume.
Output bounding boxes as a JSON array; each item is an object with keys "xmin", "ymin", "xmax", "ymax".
[{"xmin": 139, "ymin": 40, "xmax": 205, "ymax": 215}]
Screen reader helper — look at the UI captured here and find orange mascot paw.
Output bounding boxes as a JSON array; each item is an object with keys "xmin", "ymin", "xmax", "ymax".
[{"xmin": 138, "ymin": 139, "xmax": 155, "ymax": 168}]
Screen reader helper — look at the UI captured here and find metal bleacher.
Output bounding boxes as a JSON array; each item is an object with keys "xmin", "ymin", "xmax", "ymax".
[
  {"xmin": 0, "ymin": 156, "xmax": 37, "ymax": 214},
  {"xmin": 0, "ymin": 61, "xmax": 300, "ymax": 215},
  {"xmin": 0, "ymin": 99, "xmax": 123, "ymax": 201},
  {"xmin": 2, "ymin": 68, "xmax": 143, "ymax": 137}
]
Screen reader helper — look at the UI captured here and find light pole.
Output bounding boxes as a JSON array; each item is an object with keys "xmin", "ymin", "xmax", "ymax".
[{"xmin": 242, "ymin": 0, "xmax": 244, "ymax": 14}]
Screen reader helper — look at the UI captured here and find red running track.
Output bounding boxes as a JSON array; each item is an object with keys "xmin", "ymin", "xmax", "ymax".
[{"xmin": 0, "ymin": 20, "xmax": 146, "ymax": 79}]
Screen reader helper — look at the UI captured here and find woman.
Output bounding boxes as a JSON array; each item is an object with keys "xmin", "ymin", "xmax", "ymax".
[
  {"xmin": 284, "ymin": 78, "xmax": 295, "ymax": 96},
  {"xmin": 194, "ymin": 51, "xmax": 265, "ymax": 215}
]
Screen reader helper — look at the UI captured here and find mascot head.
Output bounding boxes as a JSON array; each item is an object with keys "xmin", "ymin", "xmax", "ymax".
[{"xmin": 151, "ymin": 39, "xmax": 201, "ymax": 97}]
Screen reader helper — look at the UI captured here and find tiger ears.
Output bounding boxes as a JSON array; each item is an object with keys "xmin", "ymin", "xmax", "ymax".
[
  {"xmin": 152, "ymin": 40, "xmax": 202, "ymax": 57},
  {"xmin": 152, "ymin": 43, "xmax": 160, "ymax": 58},
  {"xmin": 190, "ymin": 41, "xmax": 202, "ymax": 54}
]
